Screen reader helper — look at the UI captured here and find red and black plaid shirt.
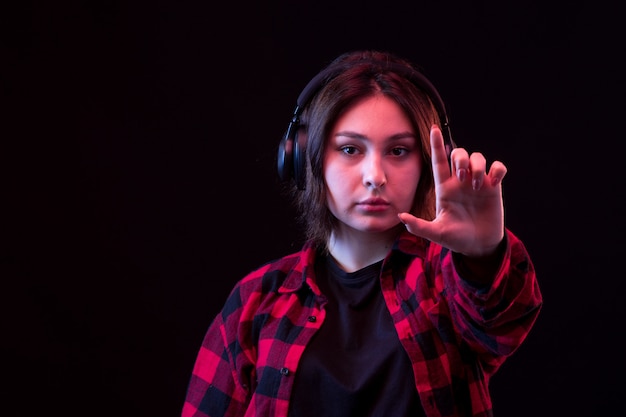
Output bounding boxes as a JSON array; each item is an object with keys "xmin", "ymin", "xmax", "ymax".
[{"xmin": 182, "ymin": 229, "xmax": 542, "ymax": 417}]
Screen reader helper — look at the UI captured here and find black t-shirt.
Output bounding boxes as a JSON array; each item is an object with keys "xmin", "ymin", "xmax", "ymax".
[{"xmin": 288, "ymin": 254, "xmax": 425, "ymax": 417}]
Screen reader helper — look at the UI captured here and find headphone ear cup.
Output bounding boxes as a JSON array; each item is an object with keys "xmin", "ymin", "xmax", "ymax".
[
  {"xmin": 293, "ymin": 129, "xmax": 307, "ymax": 190},
  {"xmin": 277, "ymin": 133, "xmax": 293, "ymax": 182}
]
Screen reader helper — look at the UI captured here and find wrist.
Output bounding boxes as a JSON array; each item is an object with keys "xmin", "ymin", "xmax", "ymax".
[{"xmin": 454, "ymin": 237, "xmax": 507, "ymax": 286}]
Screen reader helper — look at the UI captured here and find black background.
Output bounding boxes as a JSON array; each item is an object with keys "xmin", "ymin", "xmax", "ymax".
[{"xmin": 3, "ymin": 1, "xmax": 625, "ymax": 416}]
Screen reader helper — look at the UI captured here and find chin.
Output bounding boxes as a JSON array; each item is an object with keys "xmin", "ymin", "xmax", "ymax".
[{"xmin": 354, "ymin": 221, "xmax": 403, "ymax": 234}]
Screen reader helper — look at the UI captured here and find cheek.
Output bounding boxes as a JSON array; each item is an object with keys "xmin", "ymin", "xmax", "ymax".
[
  {"xmin": 323, "ymin": 165, "xmax": 347, "ymax": 201},
  {"xmin": 396, "ymin": 169, "xmax": 422, "ymax": 209}
]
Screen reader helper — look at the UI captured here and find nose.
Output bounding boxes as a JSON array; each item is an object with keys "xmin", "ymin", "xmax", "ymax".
[{"xmin": 363, "ymin": 154, "xmax": 387, "ymax": 189}]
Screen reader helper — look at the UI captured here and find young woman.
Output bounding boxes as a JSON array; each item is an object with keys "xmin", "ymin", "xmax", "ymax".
[{"xmin": 181, "ymin": 50, "xmax": 542, "ymax": 417}]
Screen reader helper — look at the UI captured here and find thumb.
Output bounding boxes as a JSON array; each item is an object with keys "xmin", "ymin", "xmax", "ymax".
[{"xmin": 398, "ymin": 212, "xmax": 437, "ymax": 241}]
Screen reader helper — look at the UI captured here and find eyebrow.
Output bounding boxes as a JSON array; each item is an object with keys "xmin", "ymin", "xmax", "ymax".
[{"xmin": 333, "ymin": 131, "xmax": 417, "ymax": 141}]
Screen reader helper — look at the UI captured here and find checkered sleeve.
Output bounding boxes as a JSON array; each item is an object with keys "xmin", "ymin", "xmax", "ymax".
[{"xmin": 445, "ymin": 229, "xmax": 543, "ymax": 373}]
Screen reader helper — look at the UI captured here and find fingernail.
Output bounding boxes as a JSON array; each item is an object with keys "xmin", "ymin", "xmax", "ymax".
[{"xmin": 457, "ymin": 168, "xmax": 467, "ymax": 182}]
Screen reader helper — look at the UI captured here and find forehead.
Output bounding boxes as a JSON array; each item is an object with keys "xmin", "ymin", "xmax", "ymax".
[{"xmin": 332, "ymin": 95, "xmax": 413, "ymax": 134}]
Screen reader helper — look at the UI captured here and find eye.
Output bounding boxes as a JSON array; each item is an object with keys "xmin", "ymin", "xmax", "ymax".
[
  {"xmin": 390, "ymin": 147, "xmax": 410, "ymax": 157},
  {"xmin": 340, "ymin": 145, "xmax": 359, "ymax": 155}
]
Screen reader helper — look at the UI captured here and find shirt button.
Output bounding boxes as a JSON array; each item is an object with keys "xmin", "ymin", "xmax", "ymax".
[
  {"xmin": 307, "ymin": 316, "xmax": 316, "ymax": 322},
  {"xmin": 280, "ymin": 367, "xmax": 290, "ymax": 376}
]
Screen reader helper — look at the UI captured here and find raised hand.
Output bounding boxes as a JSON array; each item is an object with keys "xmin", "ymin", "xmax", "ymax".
[{"xmin": 398, "ymin": 125, "xmax": 507, "ymax": 257}]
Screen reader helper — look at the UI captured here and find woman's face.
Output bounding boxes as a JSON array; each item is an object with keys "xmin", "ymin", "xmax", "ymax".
[{"xmin": 323, "ymin": 94, "xmax": 422, "ymax": 236}]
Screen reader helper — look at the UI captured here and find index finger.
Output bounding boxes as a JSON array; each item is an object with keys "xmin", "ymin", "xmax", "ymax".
[{"xmin": 430, "ymin": 125, "xmax": 450, "ymax": 184}]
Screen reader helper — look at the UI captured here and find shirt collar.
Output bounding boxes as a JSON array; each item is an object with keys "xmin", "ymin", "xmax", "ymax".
[{"xmin": 278, "ymin": 240, "xmax": 321, "ymax": 295}]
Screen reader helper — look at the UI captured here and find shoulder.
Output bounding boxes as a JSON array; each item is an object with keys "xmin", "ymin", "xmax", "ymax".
[
  {"xmin": 218, "ymin": 243, "xmax": 318, "ymax": 321},
  {"xmin": 235, "ymin": 241, "xmax": 318, "ymax": 296}
]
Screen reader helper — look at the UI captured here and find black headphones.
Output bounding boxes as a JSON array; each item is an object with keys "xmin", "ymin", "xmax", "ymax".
[{"xmin": 277, "ymin": 60, "xmax": 455, "ymax": 190}]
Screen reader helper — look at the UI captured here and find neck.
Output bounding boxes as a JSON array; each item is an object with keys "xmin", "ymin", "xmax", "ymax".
[{"xmin": 327, "ymin": 225, "xmax": 401, "ymax": 273}]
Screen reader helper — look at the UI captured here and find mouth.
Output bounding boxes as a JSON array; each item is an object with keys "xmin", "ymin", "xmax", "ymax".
[
  {"xmin": 357, "ymin": 198, "xmax": 391, "ymax": 212},
  {"xmin": 359, "ymin": 198, "xmax": 389, "ymax": 206}
]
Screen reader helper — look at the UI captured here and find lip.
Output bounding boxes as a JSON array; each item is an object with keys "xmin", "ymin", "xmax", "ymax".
[
  {"xmin": 357, "ymin": 198, "xmax": 391, "ymax": 212},
  {"xmin": 359, "ymin": 198, "xmax": 389, "ymax": 205}
]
